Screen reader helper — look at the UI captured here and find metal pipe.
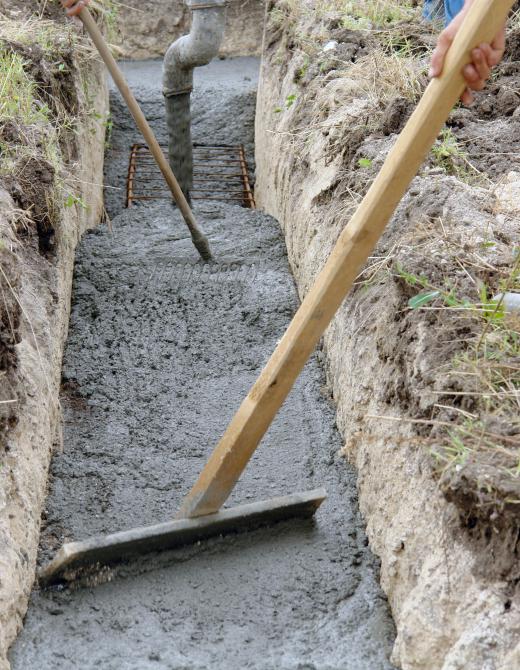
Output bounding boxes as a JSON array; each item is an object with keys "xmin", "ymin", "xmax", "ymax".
[{"xmin": 163, "ymin": 0, "xmax": 227, "ymax": 200}]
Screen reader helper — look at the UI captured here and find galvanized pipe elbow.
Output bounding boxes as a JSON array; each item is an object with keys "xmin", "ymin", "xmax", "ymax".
[
  {"xmin": 163, "ymin": 0, "xmax": 227, "ymax": 199},
  {"xmin": 163, "ymin": 1, "xmax": 227, "ymax": 96}
]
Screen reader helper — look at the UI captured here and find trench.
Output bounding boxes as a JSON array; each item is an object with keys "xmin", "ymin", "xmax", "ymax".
[{"xmin": 10, "ymin": 58, "xmax": 396, "ymax": 669}]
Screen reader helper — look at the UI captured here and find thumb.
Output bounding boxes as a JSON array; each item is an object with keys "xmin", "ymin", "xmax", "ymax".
[{"xmin": 429, "ymin": 28, "xmax": 454, "ymax": 78}]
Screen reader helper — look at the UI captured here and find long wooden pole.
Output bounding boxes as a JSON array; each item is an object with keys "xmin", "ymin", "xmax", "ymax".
[
  {"xmin": 79, "ymin": 8, "xmax": 213, "ymax": 261},
  {"xmin": 177, "ymin": 0, "xmax": 514, "ymax": 519}
]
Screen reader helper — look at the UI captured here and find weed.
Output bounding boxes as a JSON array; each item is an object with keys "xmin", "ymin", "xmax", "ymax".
[
  {"xmin": 397, "ymin": 254, "xmax": 520, "ymax": 515},
  {"xmin": 0, "ymin": 4, "xmax": 106, "ymax": 237},
  {"xmin": 397, "ymin": 262, "xmax": 508, "ymax": 323},
  {"xmin": 271, "ymin": 0, "xmax": 420, "ymax": 32},
  {"xmin": 340, "ymin": 0, "xmax": 420, "ymax": 30},
  {"xmin": 64, "ymin": 193, "xmax": 88, "ymax": 210},
  {"xmin": 0, "ymin": 17, "xmax": 74, "ymax": 57},
  {"xmin": 294, "ymin": 55, "xmax": 310, "ymax": 83},
  {"xmin": 274, "ymin": 93, "xmax": 298, "ymax": 114},
  {"xmin": 0, "ymin": 49, "xmax": 51, "ymax": 125}
]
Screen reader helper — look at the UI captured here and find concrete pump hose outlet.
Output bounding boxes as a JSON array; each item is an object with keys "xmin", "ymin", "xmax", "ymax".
[{"xmin": 163, "ymin": 0, "xmax": 227, "ymax": 199}]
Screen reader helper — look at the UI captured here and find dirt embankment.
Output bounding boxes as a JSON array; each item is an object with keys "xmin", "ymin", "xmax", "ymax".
[
  {"xmin": 114, "ymin": 0, "xmax": 265, "ymax": 60},
  {"xmin": 0, "ymin": 4, "xmax": 108, "ymax": 666},
  {"xmin": 256, "ymin": 1, "xmax": 520, "ymax": 668}
]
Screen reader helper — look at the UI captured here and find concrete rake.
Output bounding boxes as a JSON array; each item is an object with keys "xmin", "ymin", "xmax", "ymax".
[{"xmin": 40, "ymin": 0, "xmax": 514, "ymax": 586}]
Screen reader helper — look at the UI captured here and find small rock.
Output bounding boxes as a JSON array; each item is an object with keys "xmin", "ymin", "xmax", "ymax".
[
  {"xmin": 492, "ymin": 292, "xmax": 520, "ymax": 313},
  {"xmin": 323, "ymin": 40, "xmax": 339, "ymax": 53},
  {"xmin": 494, "ymin": 171, "xmax": 520, "ymax": 214}
]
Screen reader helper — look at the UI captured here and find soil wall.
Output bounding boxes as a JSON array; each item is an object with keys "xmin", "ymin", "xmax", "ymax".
[
  {"xmin": 255, "ymin": 2, "xmax": 520, "ymax": 669},
  {"xmin": 0, "ymin": 31, "xmax": 108, "ymax": 670},
  {"xmin": 115, "ymin": 0, "xmax": 265, "ymax": 60}
]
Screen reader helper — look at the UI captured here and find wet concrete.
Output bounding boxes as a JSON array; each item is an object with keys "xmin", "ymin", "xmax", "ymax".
[{"xmin": 10, "ymin": 59, "xmax": 396, "ymax": 669}]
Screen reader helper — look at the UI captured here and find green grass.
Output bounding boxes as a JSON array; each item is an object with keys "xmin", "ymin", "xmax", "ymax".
[
  {"xmin": 0, "ymin": 45, "xmax": 63, "ymax": 185},
  {"xmin": 0, "ymin": 49, "xmax": 51, "ymax": 125},
  {"xmin": 339, "ymin": 0, "xmax": 420, "ymax": 30},
  {"xmin": 397, "ymin": 254, "xmax": 520, "ymax": 510},
  {"xmin": 0, "ymin": 14, "xmax": 76, "ymax": 57},
  {"xmin": 270, "ymin": 0, "xmax": 420, "ymax": 33},
  {"xmin": 0, "ymin": 6, "xmax": 105, "ymax": 220},
  {"xmin": 430, "ymin": 127, "xmax": 481, "ymax": 182}
]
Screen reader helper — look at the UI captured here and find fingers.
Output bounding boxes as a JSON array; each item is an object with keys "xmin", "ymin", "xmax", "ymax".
[
  {"xmin": 429, "ymin": 28, "xmax": 455, "ymax": 78},
  {"xmin": 461, "ymin": 34, "xmax": 506, "ymax": 99},
  {"xmin": 460, "ymin": 87, "xmax": 474, "ymax": 106},
  {"xmin": 484, "ymin": 26, "xmax": 506, "ymax": 75},
  {"xmin": 461, "ymin": 47, "xmax": 490, "ymax": 94},
  {"xmin": 471, "ymin": 48, "xmax": 491, "ymax": 83},
  {"xmin": 463, "ymin": 64, "xmax": 485, "ymax": 92},
  {"xmin": 61, "ymin": 0, "xmax": 90, "ymax": 16},
  {"xmin": 460, "ymin": 47, "xmax": 488, "ymax": 105},
  {"xmin": 479, "ymin": 43, "xmax": 495, "ymax": 66},
  {"xmin": 491, "ymin": 25, "xmax": 506, "ymax": 63}
]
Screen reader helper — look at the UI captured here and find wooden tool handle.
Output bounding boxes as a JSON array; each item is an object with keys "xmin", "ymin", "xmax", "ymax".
[
  {"xmin": 78, "ymin": 8, "xmax": 212, "ymax": 261},
  {"xmin": 177, "ymin": 0, "xmax": 514, "ymax": 519}
]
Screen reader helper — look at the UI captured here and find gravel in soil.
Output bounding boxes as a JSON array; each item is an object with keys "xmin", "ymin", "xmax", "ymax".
[{"xmin": 10, "ymin": 58, "xmax": 396, "ymax": 669}]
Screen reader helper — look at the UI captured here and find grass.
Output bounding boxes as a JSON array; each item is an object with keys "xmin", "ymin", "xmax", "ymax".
[
  {"xmin": 0, "ymin": 44, "xmax": 62, "ymax": 208},
  {"xmin": 0, "ymin": 44, "xmax": 62, "ymax": 186},
  {"xmin": 0, "ymin": 0, "xmax": 120, "ymax": 57},
  {"xmin": 0, "ymin": 3, "xmax": 108, "ymax": 229},
  {"xmin": 270, "ymin": 0, "xmax": 420, "ymax": 31},
  {"xmin": 338, "ymin": 0, "xmax": 421, "ymax": 30},
  {"xmin": 430, "ymin": 127, "xmax": 484, "ymax": 184},
  {"xmin": 353, "ymin": 196, "xmax": 519, "ymax": 523},
  {"xmin": 6, "ymin": 21, "xmax": 71, "ymax": 55},
  {"xmin": 0, "ymin": 49, "xmax": 51, "ymax": 125},
  {"xmin": 398, "ymin": 250, "xmax": 520, "ymax": 519}
]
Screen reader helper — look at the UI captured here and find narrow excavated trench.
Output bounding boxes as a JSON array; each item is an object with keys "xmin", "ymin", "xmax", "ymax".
[{"xmin": 10, "ymin": 58, "xmax": 396, "ymax": 669}]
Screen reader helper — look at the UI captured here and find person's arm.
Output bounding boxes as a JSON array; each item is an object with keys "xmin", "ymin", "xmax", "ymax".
[
  {"xmin": 429, "ymin": 0, "xmax": 506, "ymax": 106},
  {"xmin": 61, "ymin": 0, "xmax": 91, "ymax": 17}
]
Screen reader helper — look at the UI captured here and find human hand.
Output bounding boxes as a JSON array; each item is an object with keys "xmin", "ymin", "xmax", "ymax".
[
  {"xmin": 61, "ymin": 0, "xmax": 91, "ymax": 17},
  {"xmin": 429, "ymin": 0, "xmax": 506, "ymax": 106}
]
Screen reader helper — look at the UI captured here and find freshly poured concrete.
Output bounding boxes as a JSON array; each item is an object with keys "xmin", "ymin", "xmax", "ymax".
[{"xmin": 10, "ymin": 59, "xmax": 396, "ymax": 669}]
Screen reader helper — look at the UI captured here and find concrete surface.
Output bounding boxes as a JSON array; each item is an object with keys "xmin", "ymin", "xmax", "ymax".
[{"xmin": 9, "ymin": 58, "xmax": 396, "ymax": 670}]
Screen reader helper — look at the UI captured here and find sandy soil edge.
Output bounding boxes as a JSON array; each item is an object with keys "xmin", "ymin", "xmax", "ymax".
[
  {"xmin": 254, "ymin": 14, "xmax": 520, "ymax": 670},
  {"xmin": 0, "ymin": 61, "xmax": 108, "ymax": 668}
]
